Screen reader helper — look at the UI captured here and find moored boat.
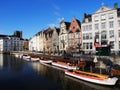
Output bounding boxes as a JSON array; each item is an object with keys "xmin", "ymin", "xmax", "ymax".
[
  {"xmin": 30, "ymin": 55, "xmax": 40, "ymax": 61},
  {"xmin": 65, "ymin": 70, "xmax": 118, "ymax": 86},
  {"xmin": 52, "ymin": 61, "xmax": 76, "ymax": 70},
  {"xmin": 22, "ymin": 54, "xmax": 31, "ymax": 60},
  {"xmin": 39, "ymin": 60, "xmax": 52, "ymax": 64}
]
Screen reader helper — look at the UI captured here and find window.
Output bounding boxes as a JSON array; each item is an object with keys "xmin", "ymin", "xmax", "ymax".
[
  {"xmin": 94, "ymin": 16, "xmax": 99, "ymax": 22},
  {"xmin": 76, "ymin": 39, "xmax": 80, "ymax": 44},
  {"xmin": 86, "ymin": 43, "xmax": 89, "ymax": 49},
  {"xmin": 109, "ymin": 21, "xmax": 114, "ymax": 28},
  {"xmin": 71, "ymin": 40, "xmax": 74, "ymax": 45},
  {"xmin": 109, "ymin": 13, "xmax": 114, "ymax": 19},
  {"xmin": 62, "ymin": 36, "xmax": 64, "ymax": 40},
  {"xmin": 109, "ymin": 30, "xmax": 114, "ymax": 38},
  {"xmin": 95, "ymin": 32, "xmax": 99, "ymax": 39},
  {"xmin": 73, "ymin": 26, "xmax": 75, "ymax": 29},
  {"xmin": 89, "ymin": 33, "xmax": 92, "ymax": 39},
  {"xmin": 90, "ymin": 42, "xmax": 92, "ymax": 49},
  {"xmin": 101, "ymin": 22, "xmax": 106, "ymax": 29},
  {"xmin": 118, "ymin": 20, "xmax": 120, "ymax": 27},
  {"xmin": 83, "ymin": 43, "xmax": 86, "ymax": 49},
  {"xmin": 89, "ymin": 25, "xmax": 92, "ymax": 30},
  {"xmin": 86, "ymin": 25, "xmax": 88, "ymax": 31},
  {"xmin": 86, "ymin": 33, "xmax": 89, "ymax": 39},
  {"xmin": 83, "ymin": 34, "xmax": 86, "ymax": 40},
  {"xmin": 110, "ymin": 41, "xmax": 114, "ymax": 49},
  {"xmin": 101, "ymin": 31, "xmax": 107, "ymax": 39},
  {"xmin": 95, "ymin": 24, "xmax": 99, "ymax": 30},
  {"xmin": 101, "ymin": 14, "xmax": 106, "ymax": 20},
  {"xmin": 82, "ymin": 26, "xmax": 85, "ymax": 31},
  {"xmin": 119, "ymin": 30, "xmax": 120, "ymax": 37},
  {"xmin": 119, "ymin": 41, "xmax": 120, "ymax": 49},
  {"xmin": 76, "ymin": 32, "xmax": 80, "ymax": 38}
]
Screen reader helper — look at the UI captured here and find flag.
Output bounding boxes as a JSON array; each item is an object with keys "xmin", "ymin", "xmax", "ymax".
[{"xmin": 94, "ymin": 37, "xmax": 99, "ymax": 47}]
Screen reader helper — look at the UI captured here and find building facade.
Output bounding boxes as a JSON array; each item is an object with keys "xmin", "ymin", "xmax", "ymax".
[
  {"xmin": 44, "ymin": 28, "xmax": 53, "ymax": 54},
  {"xmin": 52, "ymin": 27, "xmax": 60, "ymax": 54},
  {"xmin": 68, "ymin": 17, "xmax": 82, "ymax": 53},
  {"xmin": 0, "ymin": 35, "xmax": 23, "ymax": 53},
  {"xmin": 59, "ymin": 20, "xmax": 71, "ymax": 54},
  {"xmin": 81, "ymin": 3, "xmax": 120, "ymax": 54}
]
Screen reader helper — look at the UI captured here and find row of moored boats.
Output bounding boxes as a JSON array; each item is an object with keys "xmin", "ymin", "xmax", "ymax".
[{"xmin": 15, "ymin": 53, "xmax": 119, "ymax": 86}]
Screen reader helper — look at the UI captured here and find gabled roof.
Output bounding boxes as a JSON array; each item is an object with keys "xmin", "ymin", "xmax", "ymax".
[
  {"xmin": 76, "ymin": 19, "xmax": 81, "ymax": 27},
  {"xmin": 60, "ymin": 19, "xmax": 71, "ymax": 30},
  {"xmin": 64, "ymin": 22, "xmax": 71, "ymax": 30},
  {"xmin": 93, "ymin": 6, "xmax": 113, "ymax": 14},
  {"xmin": 55, "ymin": 27, "xmax": 60, "ymax": 35}
]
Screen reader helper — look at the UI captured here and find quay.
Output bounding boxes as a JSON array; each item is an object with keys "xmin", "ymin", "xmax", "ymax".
[{"xmin": 10, "ymin": 51, "xmax": 120, "ymax": 76}]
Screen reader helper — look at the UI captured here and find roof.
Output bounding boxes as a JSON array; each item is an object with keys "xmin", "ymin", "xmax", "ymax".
[
  {"xmin": 55, "ymin": 27, "xmax": 60, "ymax": 35},
  {"xmin": 64, "ymin": 22, "xmax": 71, "ymax": 30}
]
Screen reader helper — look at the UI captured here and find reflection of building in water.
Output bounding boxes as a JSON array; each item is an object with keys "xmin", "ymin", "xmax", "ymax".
[
  {"xmin": 30, "ymin": 62, "xmax": 40, "ymax": 73},
  {"xmin": 30, "ymin": 62, "xmax": 64, "ymax": 83},
  {"xmin": 0, "ymin": 54, "xmax": 3, "ymax": 69}
]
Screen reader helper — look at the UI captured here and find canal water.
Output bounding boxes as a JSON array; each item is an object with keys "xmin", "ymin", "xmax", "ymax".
[{"xmin": 0, "ymin": 54, "xmax": 120, "ymax": 90}]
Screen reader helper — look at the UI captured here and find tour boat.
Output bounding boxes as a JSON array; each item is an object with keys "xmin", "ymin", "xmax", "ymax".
[
  {"xmin": 15, "ymin": 53, "xmax": 23, "ymax": 58},
  {"xmin": 15, "ymin": 53, "xmax": 20, "ymax": 58},
  {"xmin": 39, "ymin": 59, "xmax": 52, "ymax": 64},
  {"xmin": 52, "ymin": 61, "xmax": 76, "ymax": 70},
  {"xmin": 22, "ymin": 54, "xmax": 31, "ymax": 61},
  {"xmin": 30, "ymin": 55, "xmax": 40, "ymax": 61},
  {"xmin": 65, "ymin": 70, "xmax": 118, "ymax": 86}
]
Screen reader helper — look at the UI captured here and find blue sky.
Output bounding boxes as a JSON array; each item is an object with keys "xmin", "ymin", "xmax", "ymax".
[{"xmin": 0, "ymin": 0, "xmax": 120, "ymax": 39}]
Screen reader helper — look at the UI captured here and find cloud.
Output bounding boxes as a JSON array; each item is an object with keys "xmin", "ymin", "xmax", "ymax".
[
  {"xmin": 47, "ymin": 23, "xmax": 58, "ymax": 28},
  {"xmin": 52, "ymin": 3, "xmax": 61, "ymax": 11},
  {"xmin": 57, "ymin": 17, "xmax": 64, "ymax": 22},
  {"xmin": 47, "ymin": 17, "xmax": 64, "ymax": 28},
  {"xmin": 52, "ymin": 3, "xmax": 61, "ymax": 17}
]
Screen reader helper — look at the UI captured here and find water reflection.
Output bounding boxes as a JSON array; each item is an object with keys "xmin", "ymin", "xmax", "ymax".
[
  {"xmin": 30, "ymin": 62, "xmax": 120, "ymax": 90},
  {"xmin": 0, "ymin": 54, "xmax": 120, "ymax": 90},
  {"xmin": 0, "ymin": 54, "xmax": 23, "ymax": 71}
]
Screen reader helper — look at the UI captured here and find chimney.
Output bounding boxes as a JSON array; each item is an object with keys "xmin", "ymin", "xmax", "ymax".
[
  {"xmin": 114, "ymin": 3, "xmax": 118, "ymax": 9},
  {"xmin": 83, "ymin": 13, "xmax": 86, "ymax": 19}
]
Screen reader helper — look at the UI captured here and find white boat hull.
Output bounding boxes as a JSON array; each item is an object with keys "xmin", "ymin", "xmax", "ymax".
[
  {"xmin": 22, "ymin": 55, "xmax": 31, "ymax": 61},
  {"xmin": 65, "ymin": 71, "xmax": 118, "ymax": 86},
  {"xmin": 31, "ymin": 58, "xmax": 40, "ymax": 61},
  {"xmin": 52, "ymin": 62, "xmax": 76, "ymax": 70},
  {"xmin": 40, "ymin": 60, "xmax": 52, "ymax": 64}
]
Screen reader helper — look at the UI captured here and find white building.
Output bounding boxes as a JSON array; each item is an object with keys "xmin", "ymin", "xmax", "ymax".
[
  {"xmin": 81, "ymin": 3, "xmax": 120, "ymax": 54},
  {"xmin": 0, "ymin": 35, "xmax": 23, "ymax": 53},
  {"xmin": 29, "ymin": 35, "xmax": 37, "ymax": 51},
  {"xmin": 59, "ymin": 20, "xmax": 71, "ymax": 53}
]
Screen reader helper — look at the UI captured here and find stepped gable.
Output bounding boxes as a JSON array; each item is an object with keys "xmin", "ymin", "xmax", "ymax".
[{"xmin": 68, "ymin": 17, "xmax": 81, "ymax": 33}]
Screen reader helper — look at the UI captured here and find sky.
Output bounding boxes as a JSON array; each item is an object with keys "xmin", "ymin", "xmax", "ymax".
[{"xmin": 0, "ymin": 0, "xmax": 120, "ymax": 39}]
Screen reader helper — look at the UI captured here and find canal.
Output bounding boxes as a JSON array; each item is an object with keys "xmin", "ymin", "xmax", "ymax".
[{"xmin": 0, "ymin": 54, "xmax": 120, "ymax": 90}]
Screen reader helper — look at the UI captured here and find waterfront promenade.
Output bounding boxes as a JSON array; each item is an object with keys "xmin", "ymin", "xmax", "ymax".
[{"xmin": 10, "ymin": 51, "xmax": 120, "ymax": 76}]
